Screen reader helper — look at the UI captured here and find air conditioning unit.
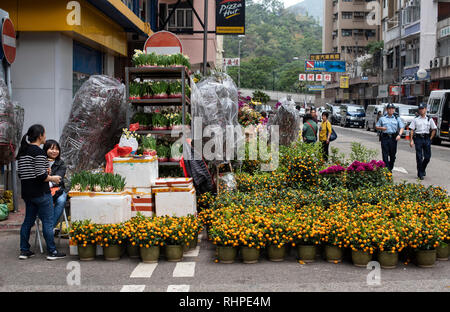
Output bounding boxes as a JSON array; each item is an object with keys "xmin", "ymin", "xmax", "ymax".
[{"xmin": 434, "ymin": 57, "xmax": 441, "ymax": 68}]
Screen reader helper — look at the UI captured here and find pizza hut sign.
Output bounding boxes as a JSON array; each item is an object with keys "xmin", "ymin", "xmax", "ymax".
[{"xmin": 216, "ymin": 0, "xmax": 245, "ymax": 35}]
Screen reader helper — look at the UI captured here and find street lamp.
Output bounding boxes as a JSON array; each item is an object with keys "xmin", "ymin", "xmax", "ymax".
[
  {"xmin": 417, "ymin": 68, "xmax": 427, "ymax": 80},
  {"xmin": 238, "ymin": 35, "xmax": 245, "ymax": 89}
]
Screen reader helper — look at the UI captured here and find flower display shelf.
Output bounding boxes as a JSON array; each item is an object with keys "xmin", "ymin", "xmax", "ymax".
[{"xmin": 125, "ymin": 66, "xmax": 191, "ymax": 169}]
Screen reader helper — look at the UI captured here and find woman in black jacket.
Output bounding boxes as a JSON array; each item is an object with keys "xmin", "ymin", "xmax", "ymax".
[
  {"xmin": 43, "ymin": 140, "xmax": 67, "ymax": 229},
  {"xmin": 17, "ymin": 125, "xmax": 65, "ymax": 260}
]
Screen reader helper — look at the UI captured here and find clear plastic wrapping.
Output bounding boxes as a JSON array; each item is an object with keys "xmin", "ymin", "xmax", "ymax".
[
  {"xmin": 218, "ymin": 172, "xmax": 237, "ymax": 193},
  {"xmin": 60, "ymin": 75, "xmax": 127, "ymax": 175},
  {"xmin": 268, "ymin": 96, "xmax": 300, "ymax": 146},
  {"xmin": 13, "ymin": 102, "xmax": 25, "ymax": 149},
  {"xmin": 190, "ymin": 72, "xmax": 244, "ymax": 163},
  {"xmin": 0, "ymin": 78, "xmax": 16, "ymax": 165}
]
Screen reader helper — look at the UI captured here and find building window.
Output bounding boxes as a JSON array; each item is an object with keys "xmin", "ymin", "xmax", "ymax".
[
  {"xmin": 405, "ymin": 40, "xmax": 420, "ymax": 66},
  {"xmin": 342, "ymin": 29, "xmax": 353, "ymax": 37},
  {"xmin": 365, "ymin": 29, "xmax": 376, "ymax": 38},
  {"xmin": 342, "ymin": 12, "xmax": 353, "ymax": 19},
  {"xmin": 161, "ymin": 2, "xmax": 193, "ymax": 31},
  {"xmin": 402, "ymin": 0, "xmax": 420, "ymax": 25}
]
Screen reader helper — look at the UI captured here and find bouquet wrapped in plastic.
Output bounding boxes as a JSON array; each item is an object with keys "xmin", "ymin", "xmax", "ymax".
[
  {"xmin": 0, "ymin": 78, "xmax": 16, "ymax": 165},
  {"xmin": 268, "ymin": 96, "xmax": 300, "ymax": 146},
  {"xmin": 13, "ymin": 102, "xmax": 25, "ymax": 149},
  {"xmin": 60, "ymin": 75, "xmax": 127, "ymax": 175},
  {"xmin": 190, "ymin": 72, "xmax": 244, "ymax": 164}
]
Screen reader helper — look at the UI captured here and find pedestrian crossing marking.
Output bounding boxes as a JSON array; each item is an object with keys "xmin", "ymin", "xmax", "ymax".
[
  {"xmin": 167, "ymin": 284, "xmax": 190, "ymax": 292},
  {"xmin": 120, "ymin": 285, "xmax": 145, "ymax": 292},
  {"xmin": 173, "ymin": 262, "xmax": 196, "ymax": 277},
  {"xmin": 130, "ymin": 263, "xmax": 158, "ymax": 278}
]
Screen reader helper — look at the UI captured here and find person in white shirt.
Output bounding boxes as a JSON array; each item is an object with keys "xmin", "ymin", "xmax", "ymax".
[{"xmin": 409, "ymin": 103, "xmax": 437, "ymax": 180}]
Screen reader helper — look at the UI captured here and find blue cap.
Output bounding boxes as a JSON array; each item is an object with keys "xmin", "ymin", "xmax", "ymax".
[
  {"xmin": 418, "ymin": 103, "xmax": 426, "ymax": 109},
  {"xmin": 386, "ymin": 103, "xmax": 395, "ymax": 109}
]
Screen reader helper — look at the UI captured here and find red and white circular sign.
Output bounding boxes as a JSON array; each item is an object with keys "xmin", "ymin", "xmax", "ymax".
[
  {"xmin": 1, "ymin": 18, "xmax": 16, "ymax": 64},
  {"xmin": 144, "ymin": 31, "xmax": 183, "ymax": 55}
]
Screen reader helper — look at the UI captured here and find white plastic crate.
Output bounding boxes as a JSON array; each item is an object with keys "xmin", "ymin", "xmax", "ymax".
[{"xmin": 152, "ymin": 178, "xmax": 196, "ymax": 217}]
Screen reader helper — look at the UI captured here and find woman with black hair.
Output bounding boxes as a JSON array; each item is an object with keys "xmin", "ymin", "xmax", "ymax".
[
  {"xmin": 43, "ymin": 139, "xmax": 67, "ymax": 229},
  {"xmin": 17, "ymin": 125, "xmax": 66, "ymax": 261}
]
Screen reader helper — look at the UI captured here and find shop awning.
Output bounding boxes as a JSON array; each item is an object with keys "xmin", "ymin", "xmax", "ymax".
[{"xmin": 86, "ymin": 0, "xmax": 151, "ymax": 37}]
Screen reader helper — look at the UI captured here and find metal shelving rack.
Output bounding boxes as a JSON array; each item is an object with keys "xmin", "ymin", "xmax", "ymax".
[{"xmin": 125, "ymin": 66, "xmax": 191, "ymax": 167}]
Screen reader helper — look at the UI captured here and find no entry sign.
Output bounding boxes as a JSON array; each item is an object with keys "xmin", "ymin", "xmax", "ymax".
[
  {"xmin": 144, "ymin": 31, "xmax": 183, "ymax": 55},
  {"xmin": 1, "ymin": 18, "xmax": 16, "ymax": 64}
]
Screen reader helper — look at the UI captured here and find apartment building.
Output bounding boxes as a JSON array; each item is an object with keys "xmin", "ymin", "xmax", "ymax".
[
  {"xmin": 322, "ymin": 0, "xmax": 381, "ymax": 106},
  {"xmin": 431, "ymin": 1, "xmax": 450, "ymax": 90},
  {"xmin": 381, "ymin": 0, "xmax": 440, "ymax": 105}
]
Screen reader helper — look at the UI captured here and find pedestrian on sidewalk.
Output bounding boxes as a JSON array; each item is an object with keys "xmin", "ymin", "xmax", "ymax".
[
  {"xmin": 43, "ymin": 139, "xmax": 68, "ymax": 229},
  {"xmin": 319, "ymin": 111, "xmax": 332, "ymax": 161},
  {"xmin": 408, "ymin": 103, "xmax": 437, "ymax": 180},
  {"xmin": 16, "ymin": 124, "xmax": 66, "ymax": 261},
  {"xmin": 302, "ymin": 114, "xmax": 318, "ymax": 144},
  {"xmin": 375, "ymin": 103, "xmax": 404, "ymax": 171}
]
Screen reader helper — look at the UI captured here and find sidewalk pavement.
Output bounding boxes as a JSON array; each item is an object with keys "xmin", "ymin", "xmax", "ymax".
[{"xmin": 0, "ymin": 199, "xmax": 25, "ymax": 231}]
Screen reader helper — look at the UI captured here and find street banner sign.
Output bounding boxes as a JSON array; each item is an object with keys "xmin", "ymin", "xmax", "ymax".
[
  {"xmin": 223, "ymin": 58, "xmax": 240, "ymax": 66},
  {"xmin": 315, "ymin": 74, "xmax": 323, "ymax": 81},
  {"xmin": 144, "ymin": 31, "xmax": 183, "ymax": 55},
  {"xmin": 299, "ymin": 73, "xmax": 306, "ymax": 81},
  {"xmin": 216, "ymin": 0, "xmax": 245, "ymax": 35},
  {"xmin": 305, "ymin": 60, "xmax": 346, "ymax": 72},
  {"xmin": 307, "ymin": 85, "xmax": 325, "ymax": 91},
  {"xmin": 340, "ymin": 76, "xmax": 349, "ymax": 89},
  {"xmin": 307, "ymin": 74, "xmax": 315, "ymax": 81},
  {"xmin": 1, "ymin": 18, "xmax": 16, "ymax": 64},
  {"xmin": 310, "ymin": 53, "xmax": 340, "ymax": 61},
  {"xmin": 324, "ymin": 74, "xmax": 332, "ymax": 82},
  {"xmin": 389, "ymin": 85, "xmax": 404, "ymax": 96}
]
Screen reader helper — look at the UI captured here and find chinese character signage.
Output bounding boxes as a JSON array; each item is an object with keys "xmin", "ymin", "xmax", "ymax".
[
  {"xmin": 323, "ymin": 74, "xmax": 332, "ymax": 82},
  {"xmin": 216, "ymin": 0, "xmax": 245, "ymax": 35},
  {"xmin": 310, "ymin": 53, "xmax": 341, "ymax": 61},
  {"xmin": 223, "ymin": 58, "xmax": 240, "ymax": 67},
  {"xmin": 315, "ymin": 74, "xmax": 323, "ymax": 81},
  {"xmin": 307, "ymin": 74, "xmax": 315, "ymax": 81},
  {"xmin": 305, "ymin": 60, "xmax": 346, "ymax": 72},
  {"xmin": 389, "ymin": 85, "xmax": 405, "ymax": 96},
  {"xmin": 299, "ymin": 73, "xmax": 306, "ymax": 81}
]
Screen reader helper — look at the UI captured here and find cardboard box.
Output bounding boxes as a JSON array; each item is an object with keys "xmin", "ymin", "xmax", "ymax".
[{"xmin": 113, "ymin": 156, "xmax": 158, "ymax": 188}]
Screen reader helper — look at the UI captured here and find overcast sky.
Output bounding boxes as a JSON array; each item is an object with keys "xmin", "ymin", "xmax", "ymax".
[{"xmin": 282, "ymin": 0, "xmax": 304, "ymax": 8}]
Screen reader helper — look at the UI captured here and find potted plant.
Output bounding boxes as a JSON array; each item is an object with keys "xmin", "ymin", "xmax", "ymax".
[
  {"xmin": 151, "ymin": 81, "xmax": 169, "ymax": 99},
  {"xmin": 161, "ymin": 216, "xmax": 188, "ymax": 262},
  {"xmin": 321, "ymin": 210, "xmax": 347, "ymax": 263},
  {"xmin": 156, "ymin": 145, "xmax": 169, "ymax": 162},
  {"xmin": 294, "ymin": 208, "xmax": 323, "ymax": 263},
  {"xmin": 169, "ymin": 141, "xmax": 183, "ymax": 162},
  {"xmin": 168, "ymin": 81, "xmax": 182, "ymax": 98},
  {"xmin": 141, "ymin": 134, "xmax": 157, "ymax": 156},
  {"xmin": 209, "ymin": 218, "xmax": 239, "ymax": 264},
  {"xmin": 133, "ymin": 217, "xmax": 164, "ymax": 263},
  {"xmin": 264, "ymin": 215, "xmax": 291, "ymax": 262},
  {"xmin": 152, "ymin": 113, "xmax": 169, "ymax": 130},
  {"xmin": 409, "ymin": 220, "xmax": 440, "ymax": 268},
  {"xmin": 122, "ymin": 218, "xmax": 140, "ymax": 259},
  {"xmin": 347, "ymin": 221, "xmax": 375, "ymax": 267},
  {"xmin": 181, "ymin": 215, "xmax": 202, "ymax": 251},
  {"xmin": 70, "ymin": 172, "xmax": 126, "ymax": 193},
  {"xmin": 70, "ymin": 220, "xmax": 98, "ymax": 261},
  {"xmin": 238, "ymin": 220, "xmax": 265, "ymax": 264},
  {"xmin": 97, "ymin": 223, "xmax": 127, "ymax": 261},
  {"xmin": 437, "ymin": 242, "xmax": 449, "ymax": 261}
]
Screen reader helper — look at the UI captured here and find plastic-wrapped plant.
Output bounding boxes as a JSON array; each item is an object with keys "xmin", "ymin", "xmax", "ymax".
[
  {"xmin": 151, "ymin": 81, "xmax": 169, "ymax": 98},
  {"xmin": 141, "ymin": 134, "xmax": 156, "ymax": 150}
]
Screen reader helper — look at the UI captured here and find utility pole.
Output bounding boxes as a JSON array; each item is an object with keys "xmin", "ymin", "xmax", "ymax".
[
  {"xmin": 203, "ymin": 0, "xmax": 208, "ymax": 75},
  {"xmin": 398, "ymin": 5, "xmax": 402, "ymax": 104}
]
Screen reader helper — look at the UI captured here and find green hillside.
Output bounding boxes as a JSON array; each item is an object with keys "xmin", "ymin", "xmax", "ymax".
[{"xmin": 223, "ymin": 0, "xmax": 322, "ymax": 93}]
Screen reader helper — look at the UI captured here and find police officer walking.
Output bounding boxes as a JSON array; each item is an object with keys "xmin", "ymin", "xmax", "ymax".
[
  {"xmin": 408, "ymin": 103, "xmax": 437, "ymax": 180},
  {"xmin": 376, "ymin": 103, "xmax": 405, "ymax": 172}
]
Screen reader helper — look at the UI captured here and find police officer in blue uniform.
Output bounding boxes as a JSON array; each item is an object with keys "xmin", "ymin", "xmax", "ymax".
[
  {"xmin": 376, "ymin": 103, "xmax": 405, "ymax": 172},
  {"xmin": 409, "ymin": 103, "xmax": 437, "ymax": 180}
]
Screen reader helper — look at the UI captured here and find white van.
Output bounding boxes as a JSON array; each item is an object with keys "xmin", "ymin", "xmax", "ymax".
[
  {"xmin": 365, "ymin": 104, "xmax": 384, "ymax": 131},
  {"xmin": 427, "ymin": 90, "xmax": 450, "ymax": 145}
]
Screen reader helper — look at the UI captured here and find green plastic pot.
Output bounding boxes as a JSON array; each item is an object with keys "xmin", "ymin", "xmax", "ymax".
[
  {"xmin": 436, "ymin": 243, "xmax": 449, "ymax": 260},
  {"xmin": 240, "ymin": 246, "xmax": 260, "ymax": 264},
  {"xmin": 325, "ymin": 245, "xmax": 344, "ymax": 263},
  {"xmin": 351, "ymin": 250, "xmax": 372, "ymax": 267},
  {"xmin": 377, "ymin": 251, "xmax": 398, "ymax": 269},
  {"xmin": 140, "ymin": 246, "xmax": 160, "ymax": 263},
  {"xmin": 78, "ymin": 244, "xmax": 96, "ymax": 261},
  {"xmin": 267, "ymin": 245, "xmax": 286, "ymax": 262},
  {"xmin": 103, "ymin": 244, "xmax": 122, "ymax": 261},
  {"xmin": 165, "ymin": 245, "xmax": 183, "ymax": 262},
  {"xmin": 127, "ymin": 243, "xmax": 140, "ymax": 259},
  {"xmin": 415, "ymin": 249, "xmax": 436, "ymax": 268},
  {"xmin": 217, "ymin": 246, "xmax": 237, "ymax": 264},
  {"xmin": 297, "ymin": 245, "xmax": 317, "ymax": 263}
]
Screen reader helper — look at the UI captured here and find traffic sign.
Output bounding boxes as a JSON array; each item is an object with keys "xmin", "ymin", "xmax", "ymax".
[
  {"xmin": 144, "ymin": 31, "xmax": 183, "ymax": 55},
  {"xmin": 1, "ymin": 18, "xmax": 16, "ymax": 64}
]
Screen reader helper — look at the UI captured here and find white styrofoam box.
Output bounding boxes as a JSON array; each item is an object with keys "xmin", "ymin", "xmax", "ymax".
[
  {"xmin": 69, "ymin": 192, "xmax": 132, "ymax": 225},
  {"xmin": 154, "ymin": 189, "xmax": 196, "ymax": 217},
  {"xmin": 125, "ymin": 187, "xmax": 154, "ymax": 218},
  {"xmin": 152, "ymin": 177, "xmax": 193, "ymax": 188},
  {"xmin": 113, "ymin": 156, "xmax": 158, "ymax": 188}
]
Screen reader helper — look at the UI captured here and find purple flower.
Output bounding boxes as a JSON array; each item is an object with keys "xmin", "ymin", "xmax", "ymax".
[
  {"xmin": 275, "ymin": 102, "xmax": 282, "ymax": 109},
  {"xmin": 376, "ymin": 161, "xmax": 386, "ymax": 168},
  {"xmin": 356, "ymin": 166, "xmax": 365, "ymax": 172},
  {"xmin": 246, "ymin": 96, "xmax": 252, "ymax": 101}
]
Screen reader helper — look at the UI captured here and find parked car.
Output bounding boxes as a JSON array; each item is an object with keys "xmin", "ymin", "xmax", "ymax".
[
  {"xmin": 394, "ymin": 104, "xmax": 418, "ymax": 131},
  {"xmin": 340, "ymin": 104, "xmax": 366, "ymax": 128},
  {"xmin": 427, "ymin": 90, "xmax": 450, "ymax": 145},
  {"xmin": 326, "ymin": 103, "xmax": 341, "ymax": 125},
  {"xmin": 255, "ymin": 104, "xmax": 273, "ymax": 115},
  {"xmin": 365, "ymin": 104, "xmax": 384, "ymax": 131}
]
